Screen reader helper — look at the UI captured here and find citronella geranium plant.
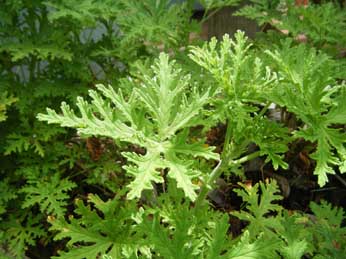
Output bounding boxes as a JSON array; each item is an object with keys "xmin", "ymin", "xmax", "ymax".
[
  {"xmin": 38, "ymin": 52, "xmax": 217, "ymax": 201},
  {"xmin": 38, "ymin": 31, "xmax": 290, "ymax": 203},
  {"xmin": 3, "ymin": 0, "xmax": 346, "ymax": 257},
  {"xmin": 36, "ymin": 31, "xmax": 346, "ymax": 258}
]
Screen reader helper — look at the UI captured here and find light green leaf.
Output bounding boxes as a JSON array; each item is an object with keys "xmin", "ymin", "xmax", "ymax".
[
  {"xmin": 227, "ymin": 231, "xmax": 279, "ymax": 259},
  {"xmin": 266, "ymin": 43, "xmax": 346, "ymax": 187},
  {"xmin": 170, "ymin": 130, "xmax": 219, "ymax": 160},
  {"xmin": 123, "ymin": 151, "xmax": 164, "ymax": 200},
  {"xmin": 164, "ymin": 158, "xmax": 200, "ymax": 201},
  {"xmin": 38, "ymin": 53, "xmax": 214, "ymax": 201},
  {"xmin": 280, "ymin": 240, "xmax": 308, "ymax": 259}
]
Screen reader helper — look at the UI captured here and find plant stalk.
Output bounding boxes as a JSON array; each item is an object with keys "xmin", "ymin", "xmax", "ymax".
[
  {"xmin": 222, "ymin": 120, "xmax": 233, "ymax": 158},
  {"xmin": 229, "ymin": 150, "xmax": 261, "ymax": 166},
  {"xmin": 258, "ymin": 102, "xmax": 271, "ymax": 117},
  {"xmin": 195, "ymin": 150, "xmax": 261, "ymax": 208},
  {"xmin": 194, "ymin": 159, "xmax": 224, "ymax": 207}
]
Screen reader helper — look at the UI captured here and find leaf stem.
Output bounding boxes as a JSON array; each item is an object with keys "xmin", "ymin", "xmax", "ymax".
[
  {"xmin": 230, "ymin": 150, "xmax": 261, "ymax": 166},
  {"xmin": 195, "ymin": 119, "xmax": 233, "ymax": 207},
  {"xmin": 222, "ymin": 120, "xmax": 233, "ymax": 159},
  {"xmin": 195, "ymin": 150, "xmax": 261, "ymax": 208},
  {"xmin": 195, "ymin": 159, "xmax": 223, "ymax": 207},
  {"xmin": 258, "ymin": 102, "xmax": 271, "ymax": 117},
  {"xmin": 200, "ymin": 7, "xmax": 222, "ymax": 25}
]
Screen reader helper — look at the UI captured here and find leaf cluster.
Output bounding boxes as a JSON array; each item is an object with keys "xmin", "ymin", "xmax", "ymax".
[
  {"xmin": 0, "ymin": 1, "xmax": 213, "ymax": 255},
  {"xmin": 1, "ymin": 1, "xmax": 346, "ymax": 258},
  {"xmin": 231, "ymin": 180, "xmax": 346, "ymax": 258},
  {"xmin": 38, "ymin": 53, "xmax": 218, "ymax": 201},
  {"xmin": 189, "ymin": 31, "xmax": 290, "ymax": 170},
  {"xmin": 266, "ymin": 41, "xmax": 346, "ymax": 186},
  {"xmin": 236, "ymin": 0, "xmax": 346, "ymax": 50},
  {"xmin": 48, "ymin": 193, "xmax": 143, "ymax": 259}
]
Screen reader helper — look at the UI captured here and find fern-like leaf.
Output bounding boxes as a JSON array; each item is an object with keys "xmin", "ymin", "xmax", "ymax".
[
  {"xmin": 309, "ymin": 201, "xmax": 346, "ymax": 257},
  {"xmin": 277, "ymin": 212, "xmax": 311, "ymax": 259},
  {"xmin": 266, "ymin": 43, "xmax": 346, "ymax": 186},
  {"xmin": 140, "ymin": 192, "xmax": 232, "ymax": 259},
  {"xmin": 50, "ymin": 194, "xmax": 144, "ymax": 259},
  {"xmin": 226, "ymin": 231, "xmax": 279, "ymax": 259},
  {"xmin": 20, "ymin": 174, "xmax": 76, "ymax": 217},
  {"xmin": 0, "ymin": 92, "xmax": 17, "ymax": 122},
  {"xmin": 231, "ymin": 180, "xmax": 283, "ymax": 237},
  {"xmin": 189, "ymin": 31, "xmax": 289, "ymax": 170},
  {"xmin": 0, "ymin": 213, "xmax": 45, "ymax": 258},
  {"xmin": 38, "ymin": 53, "xmax": 218, "ymax": 201}
]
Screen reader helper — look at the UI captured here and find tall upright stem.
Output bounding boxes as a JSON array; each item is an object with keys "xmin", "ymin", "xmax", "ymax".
[
  {"xmin": 194, "ymin": 117, "xmax": 261, "ymax": 209},
  {"xmin": 194, "ymin": 159, "xmax": 224, "ymax": 208},
  {"xmin": 222, "ymin": 120, "xmax": 233, "ymax": 159},
  {"xmin": 195, "ymin": 119, "xmax": 232, "ymax": 208}
]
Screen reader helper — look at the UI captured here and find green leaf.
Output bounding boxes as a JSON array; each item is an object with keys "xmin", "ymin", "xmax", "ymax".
[
  {"xmin": 123, "ymin": 151, "xmax": 164, "ymax": 200},
  {"xmin": 4, "ymin": 133, "xmax": 31, "ymax": 155},
  {"xmin": 44, "ymin": 0, "xmax": 118, "ymax": 25},
  {"xmin": 227, "ymin": 231, "xmax": 279, "ymax": 259},
  {"xmin": 116, "ymin": 0, "xmax": 193, "ymax": 50},
  {"xmin": 310, "ymin": 201, "xmax": 345, "ymax": 228},
  {"xmin": 20, "ymin": 174, "xmax": 76, "ymax": 217},
  {"xmin": 50, "ymin": 195, "xmax": 143, "ymax": 259},
  {"xmin": 234, "ymin": 0, "xmax": 281, "ymax": 26},
  {"xmin": 277, "ymin": 212, "xmax": 310, "ymax": 259},
  {"xmin": 140, "ymin": 192, "xmax": 232, "ymax": 259},
  {"xmin": 205, "ymin": 214, "xmax": 230, "ymax": 259},
  {"xmin": 266, "ymin": 42, "xmax": 346, "ymax": 186},
  {"xmin": 38, "ymin": 53, "xmax": 216, "ymax": 201},
  {"xmin": 236, "ymin": 1, "xmax": 346, "ymax": 46},
  {"xmin": 190, "ymin": 31, "xmax": 276, "ymax": 101},
  {"xmin": 309, "ymin": 201, "xmax": 346, "ymax": 257},
  {"xmin": 251, "ymin": 117, "xmax": 290, "ymax": 170},
  {"xmin": 0, "ymin": 42, "xmax": 72, "ymax": 61},
  {"xmin": 170, "ymin": 129, "xmax": 219, "ymax": 161},
  {"xmin": 232, "ymin": 180, "xmax": 283, "ymax": 237},
  {"xmin": 0, "ymin": 92, "xmax": 17, "ymax": 122},
  {"xmin": 1, "ymin": 213, "xmax": 45, "ymax": 258},
  {"xmin": 200, "ymin": 0, "xmax": 241, "ymax": 10},
  {"xmin": 0, "ymin": 179, "xmax": 17, "ymax": 216},
  {"xmin": 190, "ymin": 31, "xmax": 288, "ymax": 171},
  {"xmin": 140, "ymin": 213, "xmax": 196, "ymax": 259}
]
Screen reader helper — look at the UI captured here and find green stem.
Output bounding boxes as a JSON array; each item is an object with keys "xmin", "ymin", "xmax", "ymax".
[
  {"xmin": 200, "ymin": 7, "xmax": 222, "ymax": 24},
  {"xmin": 229, "ymin": 150, "xmax": 261, "ymax": 166},
  {"xmin": 195, "ymin": 150, "xmax": 261, "ymax": 208},
  {"xmin": 194, "ymin": 159, "xmax": 224, "ymax": 208},
  {"xmin": 222, "ymin": 120, "xmax": 233, "ymax": 159},
  {"xmin": 195, "ymin": 118, "xmax": 234, "ymax": 209},
  {"xmin": 258, "ymin": 102, "xmax": 271, "ymax": 117}
]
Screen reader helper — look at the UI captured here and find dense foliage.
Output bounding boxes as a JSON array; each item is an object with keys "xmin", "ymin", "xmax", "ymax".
[{"xmin": 1, "ymin": 0, "xmax": 345, "ymax": 258}]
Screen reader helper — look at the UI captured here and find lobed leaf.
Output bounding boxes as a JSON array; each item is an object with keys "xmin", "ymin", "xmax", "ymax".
[{"xmin": 38, "ymin": 53, "xmax": 217, "ymax": 200}]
